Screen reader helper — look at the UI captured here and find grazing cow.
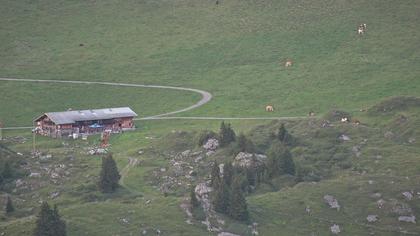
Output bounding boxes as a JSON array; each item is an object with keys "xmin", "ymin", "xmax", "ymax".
[
  {"xmin": 265, "ymin": 105, "xmax": 274, "ymax": 112},
  {"xmin": 308, "ymin": 111, "xmax": 316, "ymax": 117},
  {"xmin": 358, "ymin": 23, "xmax": 367, "ymax": 35},
  {"xmin": 285, "ymin": 59, "xmax": 293, "ymax": 67},
  {"xmin": 353, "ymin": 119, "xmax": 361, "ymax": 125}
]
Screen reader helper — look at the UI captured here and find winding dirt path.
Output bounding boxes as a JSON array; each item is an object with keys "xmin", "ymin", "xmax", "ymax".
[{"xmin": 0, "ymin": 77, "xmax": 212, "ymax": 120}]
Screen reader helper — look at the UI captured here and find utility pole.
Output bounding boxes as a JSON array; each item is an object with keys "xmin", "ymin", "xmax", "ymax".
[
  {"xmin": 32, "ymin": 121, "xmax": 36, "ymax": 155},
  {"xmin": 0, "ymin": 121, "xmax": 3, "ymax": 141}
]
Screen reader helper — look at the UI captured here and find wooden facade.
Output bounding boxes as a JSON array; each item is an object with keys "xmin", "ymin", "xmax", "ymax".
[{"xmin": 34, "ymin": 107, "xmax": 137, "ymax": 138}]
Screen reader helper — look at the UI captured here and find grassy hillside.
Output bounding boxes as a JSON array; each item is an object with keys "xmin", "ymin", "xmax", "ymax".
[
  {"xmin": 1, "ymin": 0, "xmax": 420, "ymax": 235},
  {"xmin": 1, "ymin": 0, "xmax": 420, "ymax": 125}
]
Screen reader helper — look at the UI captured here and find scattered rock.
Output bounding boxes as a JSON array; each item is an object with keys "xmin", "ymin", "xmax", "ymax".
[
  {"xmin": 352, "ymin": 146, "xmax": 362, "ymax": 157},
  {"xmin": 384, "ymin": 131, "xmax": 394, "ymax": 139},
  {"xmin": 251, "ymin": 222, "xmax": 259, "ymax": 235},
  {"xmin": 376, "ymin": 199, "xmax": 385, "ymax": 209},
  {"xmin": 233, "ymin": 152, "xmax": 267, "ymax": 169},
  {"xmin": 218, "ymin": 232, "xmax": 240, "ymax": 236},
  {"xmin": 203, "ymin": 138, "xmax": 219, "ymax": 151},
  {"xmin": 366, "ymin": 215, "xmax": 378, "ymax": 223},
  {"xmin": 195, "ymin": 183, "xmax": 212, "ymax": 197},
  {"xmin": 206, "ymin": 151, "xmax": 215, "ymax": 156},
  {"xmin": 398, "ymin": 215, "xmax": 416, "ymax": 224},
  {"xmin": 370, "ymin": 192, "xmax": 382, "ymax": 198},
  {"xmin": 181, "ymin": 150, "xmax": 191, "ymax": 157},
  {"xmin": 138, "ymin": 150, "xmax": 144, "ymax": 155},
  {"xmin": 402, "ymin": 191, "xmax": 413, "ymax": 201},
  {"xmin": 330, "ymin": 224, "xmax": 341, "ymax": 234},
  {"xmin": 368, "ymin": 180, "xmax": 374, "ymax": 185},
  {"xmin": 324, "ymin": 195, "xmax": 340, "ymax": 211},
  {"xmin": 39, "ymin": 154, "xmax": 52, "ymax": 161},
  {"xmin": 339, "ymin": 134, "xmax": 351, "ymax": 141},
  {"xmin": 88, "ymin": 148, "xmax": 107, "ymax": 155},
  {"xmin": 50, "ymin": 172, "xmax": 60, "ymax": 179},
  {"xmin": 391, "ymin": 200, "xmax": 412, "ymax": 215},
  {"xmin": 408, "ymin": 137, "xmax": 416, "ymax": 144},
  {"xmin": 15, "ymin": 179, "xmax": 24, "ymax": 187},
  {"xmin": 119, "ymin": 217, "xmax": 129, "ymax": 224},
  {"xmin": 29, "ymin": 172, "xmax": 41, "ymax": 178},
  {"xmin": 50, "ymin": 191, "xmax": 60, "ymax": 199}
]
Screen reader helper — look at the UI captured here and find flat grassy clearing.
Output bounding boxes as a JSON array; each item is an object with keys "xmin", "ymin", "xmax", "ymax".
[
  {"xmin": 1, "ymin": 0, "xmax": 420, "ymax": 121},
  {"xmin": 0, "ymin": 81, "xmax": 200, "ymax": 126}
]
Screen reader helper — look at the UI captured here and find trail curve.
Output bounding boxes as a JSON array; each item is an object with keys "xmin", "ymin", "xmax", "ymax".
[{"xmin": 0, "ymin": 77, "xmax": 212, "ymax": 119}]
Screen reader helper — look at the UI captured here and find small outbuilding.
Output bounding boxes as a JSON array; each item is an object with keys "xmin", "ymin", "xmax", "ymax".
[{"xmin": 34, "ymin": 107, "xmax": 138, "ymax": 138}]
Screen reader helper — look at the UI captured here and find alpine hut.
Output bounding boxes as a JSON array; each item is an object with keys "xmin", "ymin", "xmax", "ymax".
[{"xmin": 34, "ymin": 107, "xmax": 138, "ymax": 138}]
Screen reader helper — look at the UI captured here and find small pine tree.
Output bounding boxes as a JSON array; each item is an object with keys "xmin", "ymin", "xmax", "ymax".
[
  {"xmin": 98, "ymin": 154, "xmax": 121, "ymax": 193},
  {"xmin": 213, "ymin": 177, "xmax": 230, "ymax": 214},
  {"xmin": 210, "ymin": 161, "xmax": 220, "ymax": 187},
  {"xmin": 51, "ymin": 205, "xmax": 66, "ymax": 236},
  {"xmin": 34, "ymin": 202, "xmax": 66, "ymax": 236},
  {"xmin": 223, "ymin": 162, "xmax": 234, "ymax": 187},
  {"xmin": 5, "ymin": 195, "xmax": 14, "ymax": 214},
  {"xmin": 277, "ymin": 124, "xmax": 287, "ymax": 141},
  {"xmin": 190, "ymin": 186, "xmax": 200, "ymax": 208},
  {"xmin": 267, "ymin": 141, "xmax": 295, "ymax": 177},
  {"xmin": 228, "ymin": 176, "xmax": 249, "ymax": 221},
  {"xmin": 280, "ymin": 148, "xmax": 295, "ymax": 175},
  {"xmin": 2, "ymin": 161, "xmax": 12, "ymax": 179},
  {"xmin": 276, "ymin": 124, "xmax": 293, "ymax": 145},
  {"xmin": 219, "ymin": 122, "xmax": 236, "ymax": 147}
]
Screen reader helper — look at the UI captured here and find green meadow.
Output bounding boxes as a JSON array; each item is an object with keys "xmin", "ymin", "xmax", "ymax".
[{"xmin": 1, "ymin": 0, "xmax": 420, "ymax": 235}]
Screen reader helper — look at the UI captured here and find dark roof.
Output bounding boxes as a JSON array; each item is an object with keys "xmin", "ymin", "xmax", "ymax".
[{"xmin": 35, "ymin": 107, "xmax": 138, "ymax": 125}]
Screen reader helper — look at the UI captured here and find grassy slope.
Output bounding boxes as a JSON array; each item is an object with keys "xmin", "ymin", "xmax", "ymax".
[
  {"xmin": 1, "ymin": 0, "xmax": 420, "ymax": 125},
  {"xmin": 1, "ymin": 0, "xmax": 420, "ymax": 235}
]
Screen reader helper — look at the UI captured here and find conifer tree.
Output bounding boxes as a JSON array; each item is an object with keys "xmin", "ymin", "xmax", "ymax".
[
  {"xmin": 280, "ymin": 148, "xmax": 295, "ymax": 175},
  {"xmin": 34, "ymin": 202, "xmax": 66, "ymax": 236},
  {"xmin": 228, "ymin": 176, "xmax": 249, "ymax": 221},
  {"xmin": 219, "ymin": 122, "xmax": 236, "ymax": 147},
  {"xmin": 190, "ymin": 185, "xmax": 200, "ymax": 208},
  {"xmin": 210, "ymin": 161, "xmax": 220, "ymax": 187},
  {"xmin": 213, "ymin": 176, "xmax": 230, "ymax": 214},
  {"xmin": 2, "ymin": 161, "xmax": 12, "ymax": 179},
  {"xmin": 98, "ymin": 154, "xmax": 121, "ymax": 193},
  {"xmin": 223, "ymin": 162, "xmax": 234, "ymax": 187},
  {"xmin": 5, "ymin": 195, "xmax": 14, "ymax": 214},
  {"xmin": 276, "ymin": 124, "xmax": 293, "ymax": 145},
  {"xmin": 267, "ymin": 141, "xmax": 295, "ymax": 177},
  {"xmin": 51, "ymin": 205, "xmax": 66, "ymax": 236}
]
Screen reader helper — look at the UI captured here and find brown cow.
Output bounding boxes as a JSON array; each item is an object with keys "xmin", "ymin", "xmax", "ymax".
[
  {"xmin": 285, "ymin": 59, "xmax": 293, "ymax": 67},
  {"xmin": 265, "ymin": 105, "xmax": 274, "ymax": 112}
]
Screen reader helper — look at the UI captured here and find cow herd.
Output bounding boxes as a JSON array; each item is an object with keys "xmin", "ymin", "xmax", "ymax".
[{"xmin": 267, "ymin": 23, "xmax": 368, "ymax": 113}]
